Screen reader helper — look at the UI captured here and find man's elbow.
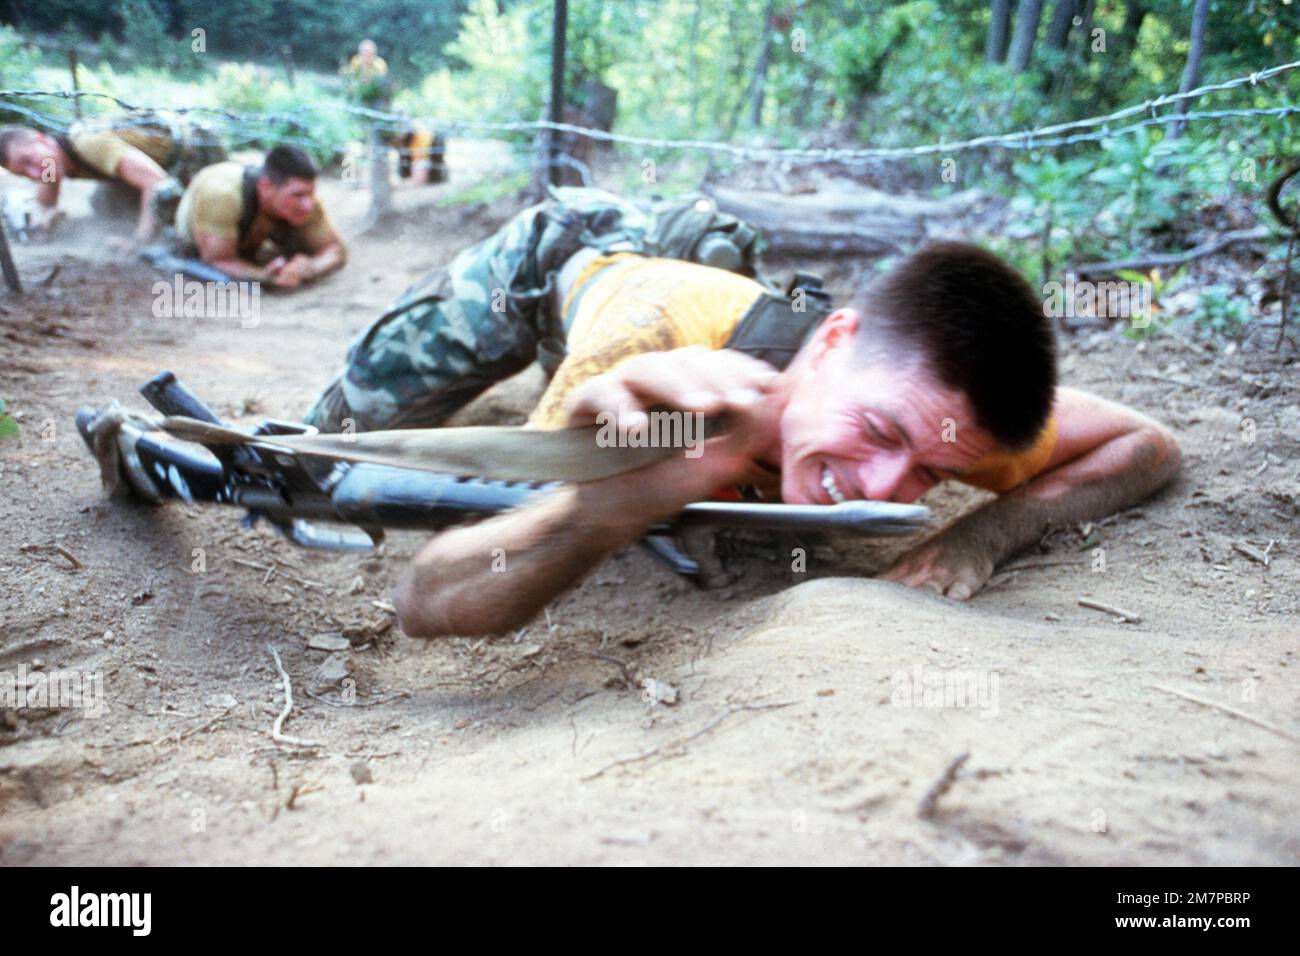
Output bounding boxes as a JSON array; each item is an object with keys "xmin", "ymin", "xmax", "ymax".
[
  {"xmin": 321, "ymin": 240, "xmax": 347, "ymax": 273},
  {"xmin": 392, "ymin": 570, "xmax": 451, "ymax": 639},
  {"xmin": 392, "ymin": 567, "xmax": 536, "ymax": 639},
  {"xmin": 1138, "ymin": 423, "xmax": 1182, "ymax": 490}
]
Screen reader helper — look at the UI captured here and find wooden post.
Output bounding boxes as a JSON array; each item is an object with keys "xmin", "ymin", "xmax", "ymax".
[
  {"xmin": 366, "ymin": 123, "xmax": 392, "ymax": 227},
  {"xmin": 280, "ymin": 45, "xmax": 296, "ymax": 89},
  {"xmin": 68, "ymin": 48, "xmax": 81, "ymax": 119},
  {"xmin": 547, "ymin": 0, "xmax": 568, "ymax": 188},
  {"xmin": 0, "ymin": 215, "xmax": 22, "ymax": 294}
]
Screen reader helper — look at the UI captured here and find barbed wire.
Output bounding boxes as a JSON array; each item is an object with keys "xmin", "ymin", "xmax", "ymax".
[
  {"xmin": 1, "ymin": 59, "xmax": 1297, "ymax": 164},
  {"xmin": 324, "ymin": 59, "xmax": 1300, "ymax": 161}
]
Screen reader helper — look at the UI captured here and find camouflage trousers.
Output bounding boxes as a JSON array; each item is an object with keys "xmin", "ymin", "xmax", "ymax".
[
  {"xmin": 302, "ymin": 188, "xmax": 760, "ymax": 434},
  {"xmin": 302, "ymin": 204, "xmax": 562, "ymax": 433}
]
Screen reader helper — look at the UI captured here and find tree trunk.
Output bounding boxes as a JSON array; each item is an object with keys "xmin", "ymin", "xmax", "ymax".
[
  {"xmin": 687, "ymin": 0, "xmax": 703, "ymax": 132},
  {"xmin": 747, "ymin": 0, "xmax": 778, "ymax": 127},
  {"xmin": 1044, "ymin": 0, "xmax": 1079, "ymax": 50},
  {"xmin": 986, "ymin": 0, "xmax": 1013, "ymax": 64},
  {"xmin": 1041, "ymin": 0, "xmax": 1080, "ymax": 95},
  {"xmin": 1077, "ymin": 0, "xmax": 1097, "ymax": 58},
  {"xmin": 1008, "ymin": 0, "xmax": 1046, "ymax": 72},
  {"xmin": 705, "ymin": 184, "xmax": 983, "ymax": 258},
  {"xmin": 721, "ymin": 3, "xmax": 751, "ymax": 137},
  {"xmin": 1117, "ymin": 0, "xmax": 1148, "ymax": 60},
  {"xmin": 1170, "ymin": 0, "xmax": 1210, "ymax": 138}
]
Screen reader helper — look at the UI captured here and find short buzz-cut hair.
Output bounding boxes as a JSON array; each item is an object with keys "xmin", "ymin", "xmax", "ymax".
[
  {"xmin": 262, "ymin": 145, "xmax": 318, "ymax": 185},
  {"xmin": 0, "ymin": 126, "xmax": 39, "ymax": 168},
  {"xmin": 849, "ymin": 241, "xmax": 1057, "ymax": 450}
]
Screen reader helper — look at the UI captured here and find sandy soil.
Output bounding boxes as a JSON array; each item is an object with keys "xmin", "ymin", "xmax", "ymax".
[{"xmin": 0, "ymin": 145, "xmax": 1297, "ymax": 865}]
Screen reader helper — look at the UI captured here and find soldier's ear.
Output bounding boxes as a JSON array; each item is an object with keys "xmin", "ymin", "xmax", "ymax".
[{"xmin": 806, "ymin": 308, "xmax": 861, "ymax": 366}]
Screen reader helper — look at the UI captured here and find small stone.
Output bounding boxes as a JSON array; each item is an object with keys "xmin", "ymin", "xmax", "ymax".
[
  {"xmin": 311, "ymin": 654, "xmax": 351, "ymax": 691},
  {"xmin": 307, "ymin": 633, "xmax": 351, "ymax": 652},
  {"xmin": 349, "ymin": 761, "xmax": 374, "ymax": 785},
  {"xmin": 641, "ymin": 678, "xmax": 678, "ymax": 706}
]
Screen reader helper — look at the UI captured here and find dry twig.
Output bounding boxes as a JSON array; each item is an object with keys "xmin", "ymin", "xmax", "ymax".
[
  {"xmin": 1078, "ymin": 596, "xmax": 1142, "ymax": 624},
  {"xmin": 917, "ymin": 751, "xmax": 971, "ymax": 819},
  {"xmin": 582, "ymin": 700, "xmax": 795, "ymax": 782},
  {"xmin": 268, "ymin": 645, "xmax": 321, "ymax": 749},
  {"xmin": 1151, "ymin": 684, "xmax": 1299, "ymax": 743},
  {"xmin": 1232, "ymin": 541, "xmax": 1271, "ymax": 567}
]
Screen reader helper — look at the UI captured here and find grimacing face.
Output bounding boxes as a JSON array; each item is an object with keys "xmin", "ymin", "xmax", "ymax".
[
  {"xmin": 776, "ymin": 309, "xmax": 1001, "ymax": 506},
  {"xmin": 3, "ymin": 132, "xmax": 61, "ymax": 182},
  {"xmin": 262, "ymin": 176, "xmax": 317, "ymax": 227}
]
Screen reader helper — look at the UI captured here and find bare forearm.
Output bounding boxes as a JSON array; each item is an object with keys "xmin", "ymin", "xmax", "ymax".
[
  {"xmin": 133, "ymin": 184, "xmax": 159, "ymax": 242},
  {"xmin": 308, "ymin": 242, "xmax": 346, "ymax": 279},
  {"xmin": 954, "ymin": 426, "xmax": 1181, "ymax": 565},
  {"xmin": 205, "ymin": 257, "xmax": 269, "ymax": 281},
  {"xmin": 394, "ymin": 483, "xmax": 663, "ymax": 638}
]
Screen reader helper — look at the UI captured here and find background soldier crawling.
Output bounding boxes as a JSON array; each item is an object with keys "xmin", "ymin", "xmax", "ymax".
[{"xmin": 0, "ymin": 111, "xmax": 224, "ymax": 246}]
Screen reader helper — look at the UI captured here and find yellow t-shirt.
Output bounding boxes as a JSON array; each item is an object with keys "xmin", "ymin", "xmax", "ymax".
[
  {"xmin": 409, "ymin": 128, "xmax": 434, "ymax": 156},
  {"xmin": 65, "ymin": 123, "xmax": 172, "ymax": 180},
  {"xmin": 529, "ymin": 254, "xmax": 766, "ymax": 429},
  {"xmin": 346, "ymin": 55, "xmax": 388, "ymax": 78},
  {"xmin": 175, "ymin": 161, "xmax": 336, "ymax": 259},
  {"xmin": 529, "ymin": 254, "xmax": 1057, "ymax": 495}
]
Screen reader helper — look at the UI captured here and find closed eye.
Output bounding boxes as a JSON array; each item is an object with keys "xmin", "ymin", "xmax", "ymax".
[
  {"xmin": 862, "ymin": 415, "xmax": 893, "ymax": 447},
  {"xmin": 918, "ymin": 467, "xmax": 941, "ymax": 487}
]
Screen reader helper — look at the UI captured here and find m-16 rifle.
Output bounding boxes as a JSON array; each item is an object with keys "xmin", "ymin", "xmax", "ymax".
[{"xmin": 76, "ymin": 371, "xmax": 930, "ymax": 579}]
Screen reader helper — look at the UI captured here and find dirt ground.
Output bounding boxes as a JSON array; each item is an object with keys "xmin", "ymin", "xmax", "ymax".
[{"xmin": 1, "ymin": 144, "xmax": 1297, "ymax": 865}]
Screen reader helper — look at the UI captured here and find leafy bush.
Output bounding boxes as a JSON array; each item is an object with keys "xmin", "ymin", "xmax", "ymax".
[
  {"xmin": 209, "ymin": 63, "xmax": 357, "ymax": 165},
  {"xmin": 1192, "ymin": 286, "xmax": 1251, "ymax": 335},
  {"xmin": 0, "ymin": 25, "xmax": 42, "ymax": 126}
]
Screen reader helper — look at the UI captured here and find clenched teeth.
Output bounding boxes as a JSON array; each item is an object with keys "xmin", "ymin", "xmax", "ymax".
[{"xmin": 821, "ymin": 466, "xmax": 846, "ymax": 504}]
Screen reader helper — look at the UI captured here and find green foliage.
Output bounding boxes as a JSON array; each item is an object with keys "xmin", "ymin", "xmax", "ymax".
[
  {"xmin": 0, "ymin": 0, "xmax": 1291, "ymax": 342},
  {"xmin": 1191, "ymin": 285, "xmax": 1251, "ymax": 335},
  {"xmin": 1007, "ymin": 152, "xmax": 1101, "ymax": 282},
  {"xmin": 0, "ymin": 24, "xmax": 41, "ymax": 126},
  {"xmin": 8, "ymin": 1, "xmax": 468, "ymax": 83},
  {"xmin": 435, "ymin": 168, "xmax": 529, "ymax": 207},
  {"xmin": 1117, "ymin": 266, "xmax": 1187, "ymax": 340},
  {"xmin": 117, "ymin": 0, "xmax": 203, "ymax": 77},
  {"xmin": 1086, "ymin": 131, "xmax": 1184, "ymax": 248},
  {"xmin": 0, "ymin": 399, "xmax": 18, "ymax": 440},
  {"xmin": 407, "ymin": 0, "xmax": 538, "ymax": 123},
  {"xmin": 209, "ymin": 63, "xmax": 356, "ymax": 165}
]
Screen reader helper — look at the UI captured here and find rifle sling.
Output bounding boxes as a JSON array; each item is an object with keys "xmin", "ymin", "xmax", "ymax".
[{"xmin": 159, "ymin": 414, "xmax": 724, "ymax": 484}]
